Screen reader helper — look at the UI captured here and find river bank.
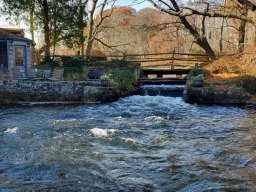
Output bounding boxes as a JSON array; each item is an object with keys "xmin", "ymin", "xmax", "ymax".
[
  {"xmin": 183, "ymin": 66, "xmax": 256, "ymax": 108},
  {"xmin": 184, "ymin": 86, "xmax": 254, "ymax": 107}
]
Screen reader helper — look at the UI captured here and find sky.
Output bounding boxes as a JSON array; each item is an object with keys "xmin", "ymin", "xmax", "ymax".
[
  {"xmin": 0, "ymin": 0, "xmax": 153, "ymax": 40},
  {"xmin": 116, "ymin": 0, "xmax": 153, "ymax": 10}
]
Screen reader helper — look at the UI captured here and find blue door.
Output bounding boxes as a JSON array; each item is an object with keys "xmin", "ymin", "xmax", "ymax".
[{"xmin": 14, "ymin": 45, "xmax": 27, "ymax": 78}]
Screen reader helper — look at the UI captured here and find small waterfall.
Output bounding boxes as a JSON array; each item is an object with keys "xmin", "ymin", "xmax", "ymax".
[{"xmin": 140, "ymin": 84, "xmax": 185, "ymax": 97}]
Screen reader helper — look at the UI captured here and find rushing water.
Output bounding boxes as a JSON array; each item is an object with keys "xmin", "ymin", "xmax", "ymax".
[
  {"xmin": 140, "ymin": 85, "xmax": 185, "ymax": 97},
  {"xmin": 1, "ymin": 88, "xmax": 256, "ymax": 191}
]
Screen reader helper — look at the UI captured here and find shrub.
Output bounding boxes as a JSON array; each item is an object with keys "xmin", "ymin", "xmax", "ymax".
[
  {"xmin": 39, "ymin": 56, "xmax": 138, "ymax": 82},
  {"xmin": 189, "ymin": 74, "xmax": 204, "ymax": 81},
  {"xmin": 62, "ymin": 57, "xmax": 89, "ymax": 68},
  {"xmin": 189, "ymin": 68, "xmax": 207, "ymax": 77},
  {"xmin": 111, "ymin": 68, "xmax": 136, "ymax": 91},
  {"xmin": 100, "ymin": 73, "xmax": 112, "ymax": 81},
  {"xmin": 62, "ymin": 57, "xmax": 89, "ymax": 80},
  {"xmin": 38, "ymin": 59, "xmax": 60, "ymax": 69}
]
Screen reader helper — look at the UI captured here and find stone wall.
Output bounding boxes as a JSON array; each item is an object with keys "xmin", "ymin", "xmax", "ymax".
[
  {"xmin": 0, "ymin": 80, "xmax": 119, "ymax": 104},
  {"xmin": 184, "ymin": 86, "xmax": 251, "ymax": 106}
]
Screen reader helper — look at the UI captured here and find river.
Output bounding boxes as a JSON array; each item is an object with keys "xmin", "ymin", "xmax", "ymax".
[{"xmin": 1, "ymin": 88, "xmax": 256, "ymax": 191}]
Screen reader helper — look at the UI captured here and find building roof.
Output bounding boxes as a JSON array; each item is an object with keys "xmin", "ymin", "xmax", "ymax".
[{"xmin": 0, "ymin": 28, "xmax": 32, "ymax": 42}]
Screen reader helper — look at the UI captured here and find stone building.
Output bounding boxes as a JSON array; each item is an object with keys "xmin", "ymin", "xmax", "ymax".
[{"xmin": 0, "ymin": 28, "xmax": 34, "ymax": 79}]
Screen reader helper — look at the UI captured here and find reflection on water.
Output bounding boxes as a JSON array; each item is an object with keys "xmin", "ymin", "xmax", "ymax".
[{"xmin": 0, "ymin": 95, "xmax": 256, "ymax": 191}]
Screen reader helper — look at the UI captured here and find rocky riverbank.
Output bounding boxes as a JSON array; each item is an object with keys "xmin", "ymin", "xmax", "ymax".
[
  {"xmin": 183, "ymin": 67, "xmax": 256, "ymax": 108},
  {"xmin": 183, "ymin": 82, "xmax": 256, "ymax": 108},
  {"xmin": 184, "ymin": 86, "xmax": 251, "ymax": 106}
]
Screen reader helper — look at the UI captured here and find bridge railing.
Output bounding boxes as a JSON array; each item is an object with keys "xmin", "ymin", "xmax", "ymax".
[
  {"xmin": 44, "ymin": 52, "xmax": 210, "ymax": 69},
  {"xmin": 106, "ymin": 52, "xmax": 210, "ymax": 69}
]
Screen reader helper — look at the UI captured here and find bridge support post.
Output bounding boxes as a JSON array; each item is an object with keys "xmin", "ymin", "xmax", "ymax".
[
  {"xmin": 176, "ymin": 74, "xmax": 182, "ymax": 79},
  {"xmin": 157, "ymin": 73, "xmax": 163, "ymax": 78},
  {"xmin": 171, "ymin": 51, "xmax": 175, "ymax": 69}
]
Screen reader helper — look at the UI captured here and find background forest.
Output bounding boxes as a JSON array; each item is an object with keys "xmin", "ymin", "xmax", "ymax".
[{"xmin": 1, "ymin": 0, "xmax": 256, "ymax": 62}]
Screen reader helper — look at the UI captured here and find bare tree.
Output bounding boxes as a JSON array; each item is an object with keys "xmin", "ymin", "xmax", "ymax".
[
  {"xmin": 78, "ymin": 0, "xmax": 89, "ymax": 56},
  {"xmin": 148, "ymin": 0, "xmax": 217, "ymax": 58},
  {"xmin": 84, "ymin": 0, "xmax": 116, "ymax": 57},
  {"xmin": 147, "ymin": 0, "xmax": 256, "ymax": 58}
]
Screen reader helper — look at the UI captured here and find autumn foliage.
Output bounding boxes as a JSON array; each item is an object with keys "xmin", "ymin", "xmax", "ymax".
[{"xmin": 92, "ymin": 7, "xmax": 186, "ymax": 56}]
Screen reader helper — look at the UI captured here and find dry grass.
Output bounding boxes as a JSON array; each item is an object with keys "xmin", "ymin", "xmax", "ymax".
[
  {"xmin": 204, "ymin": 44, "xmax": 256, "ymax": 77},
  {"xmin": 203, "ymin": 44, "xmax": 256, "ymax": 88},
  {"xmin": 200, "ymin": 45, "xmax": 256, "ymax": 94},
  {"xmin": 206, "ymin": 73, "xmax": 241, "ymax": 80},
  {"xmin": 203, "ymin": 55, "xmax": 245, "ymax": 74}
]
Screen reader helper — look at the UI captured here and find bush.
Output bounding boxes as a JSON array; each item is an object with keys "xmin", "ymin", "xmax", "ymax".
[
  {"xmin": 189, "ymin": 68, "xmax": 207, "ymax": 77},
  {"xmin": 189, "ymin": 74, "xmax": 204, "ymax": 81},
  {"xmin": 62, "ymin": 57, "xmax": 89, "ymax": 80},
  {"xmin": 39, "ymin": 56, "xmax": 138, "ymax": 82},
  {"xmin": 38, "ymin": 59, "xmax": 60, "ymax": 69},
  {"xmin": 111, "ymin": 68, "xmax": 136, "ymax": 91},
  {"xmin": 62, "ymin": 57, "xmax": 89, "ymax": 68}
]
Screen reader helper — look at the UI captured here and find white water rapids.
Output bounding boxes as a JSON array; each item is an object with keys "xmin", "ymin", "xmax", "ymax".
[{"xmin": 1, "ymin": 89, "xmax": 256, "ymax": 191}]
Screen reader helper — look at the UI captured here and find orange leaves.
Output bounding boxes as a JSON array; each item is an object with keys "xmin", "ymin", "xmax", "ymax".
[{"xmin": 93, "ymin": 6, "xmax": 182, "ymax": 55}]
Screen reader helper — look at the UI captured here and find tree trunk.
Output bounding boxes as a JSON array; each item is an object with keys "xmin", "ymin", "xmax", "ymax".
[
  {"xmin": 85, "ymin": 0, "xmax": 97, "ymax": 58},
  {"xmin": 29, "ymin": 0, "xmax": 35, "ymax": 42},
  {"xmin": 238, "ymin": 6, "xmax": 249, "ymax": 53},
  {"xmin": 85, "ymin": 40, "xmax": 93, "ymax": 58},
  {"xmin": 52, "ymin": 0, "xmax": 58, "ymax": 59},
  {"xmin": 179, "ymin": 16, "xmax": 216, "ymax": 59},
  {"xmin": 197, "ymin": 37, "xmax": 216, "ymax": 58},
  {"xmin": 219, "ymin": 18, "xmax": 225, "ymax": 52},
  {"xmin": 42, "ymin": 0, "xmax": 51, "ymax": 61},
  {"xmin": 81, "ymin": 40, "xmax": 85, "ymax": 56},
  {"xmin": 78, "ymin": 1, "xmax": 85, "ymax": 56},
  {"xmin": 238, "ymin": 19, "xmax": 246, "ymax": 52}
]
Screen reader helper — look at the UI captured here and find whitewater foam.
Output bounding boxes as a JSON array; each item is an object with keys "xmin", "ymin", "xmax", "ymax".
[
  {"xmin": 121, "ymin": 137, "xmax": 136, "ymax": 143},
  {"xmin": 4, "ymin": 127, "xmax": 19, "ymax": 134},
  {"xmin": 90, "ymin": 128, "xmax": 117, "ymax": 137},
  {"xmin": 145, "ymin": 116, "xmax": 164, "ymax": 121},
  {"xmin": 53, "ymin": 118, "xmax": 77, "ymax": 124}
]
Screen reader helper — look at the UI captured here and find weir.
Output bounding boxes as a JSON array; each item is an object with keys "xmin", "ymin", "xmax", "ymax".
[
  {"xmin": 139, "ymin": 67, "xmax": 187, "ymax": 97},
  {"xmin": 140, "ymin": 84, "xmax": 185, "ymax": 97},
  {"xmin": 134, "ymin": 52, "xmax": 209, "ymax": 91}
]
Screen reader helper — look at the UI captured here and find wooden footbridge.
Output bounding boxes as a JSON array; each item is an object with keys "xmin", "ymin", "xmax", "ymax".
[{"xmin": 107, "ymin": 51, "xmax": 210, "ymax": 85}]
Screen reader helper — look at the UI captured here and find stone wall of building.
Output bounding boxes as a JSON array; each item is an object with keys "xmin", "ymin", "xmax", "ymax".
[{"xmin": 0, "ymin": 80, "xmax": 119, "ymax": 104}]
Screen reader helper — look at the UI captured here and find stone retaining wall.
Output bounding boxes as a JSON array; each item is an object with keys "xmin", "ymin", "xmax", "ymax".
[
  {"xmin": 184, "ymin": 86, "xmax": 251, "ymax": 106},
  {"xmin": 0, "ymin": 80, "xmax": 119, "ymax": 104}
]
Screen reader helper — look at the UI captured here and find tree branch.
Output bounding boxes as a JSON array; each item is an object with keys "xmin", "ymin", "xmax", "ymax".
[
  {"xmin": 95, "ymin": 37, "xmax": 126, "ymax": 54},
  {"xmin": 148, "ymin": 0, "xmax": 254, "ymax": 23}
]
